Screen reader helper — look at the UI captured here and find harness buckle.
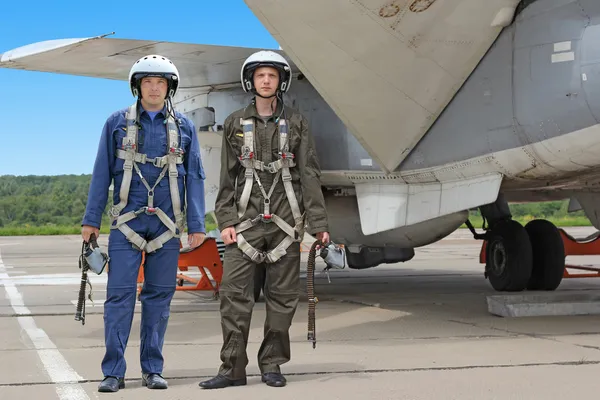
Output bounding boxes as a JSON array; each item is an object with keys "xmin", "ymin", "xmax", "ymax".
[
  {"xmin": 240, "ymin": 149, "xmax": 254, "ymax": 160},
  {"xmin": 145, "ymin": 207, "xmax": 157, "ymax": 215},
  {"xmin": 266, "ymin": 163, "xmax": 278, "ymax": 174},
  {"xmin": 152, "ymin": 157, "xmax": 163, "ymax": 168},
  {"xmin": 260, "ymin": 214, "xmax": 272, "ymax": 223},
  {"xmin": 169, "ymin": 147, "xmax": 184, "ymax": 156},
  {"xmin": 122, "ymin": 142, "xmax": 136, "ymax": 151}
]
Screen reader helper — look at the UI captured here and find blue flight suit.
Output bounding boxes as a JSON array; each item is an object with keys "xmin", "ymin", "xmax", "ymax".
[{"xmin": 82, "ymin": 105, "xmax": 206, "ymax": 379}]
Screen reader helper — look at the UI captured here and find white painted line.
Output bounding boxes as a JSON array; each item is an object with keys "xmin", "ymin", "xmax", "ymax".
[
  {"xmin": 70, "ymin": 298, "xmax": 213, "ymax": 307},
  {"xmin": 0, "ymin": 249, "xmax": 89, "ymax": 399},
  {"xmin": 552, "ymin": 52, "xmax": 575, "ymax": 63},
  {"xmin": 0, "ymin": 272, "xmax": 107, "ymax": 286},
  {"xmin": 0, "ymin": 242, "xmax": 22, "ymax": 247},
  {"xmin": 554, "ymin": 41, "xmax": 572, "ymax": 52},
  {"xmin": 0, "ymin": 270, "xmax": 215, "ymax": 286},
  {"xmin": 583, "ymin": 73, "xmax": 588, "ymax": 81}
]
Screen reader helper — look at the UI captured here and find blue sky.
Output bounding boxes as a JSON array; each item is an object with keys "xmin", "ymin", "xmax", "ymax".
[{"xmin": 0, "ymin": 0, "xmax": 279, "ymax": 176}]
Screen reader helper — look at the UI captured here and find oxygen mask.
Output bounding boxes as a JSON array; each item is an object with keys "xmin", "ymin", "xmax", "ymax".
[
  {"xmin": 319, "ymin": 241, "xmax": 346, "ymax": 270},
  {"xmin": 83, "ymin": 234, "xmax": 109, "ymax": 275}
]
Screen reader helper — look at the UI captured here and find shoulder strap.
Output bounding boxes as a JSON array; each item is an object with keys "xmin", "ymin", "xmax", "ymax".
[
  {"xmin": 166, "ymin": 114, "xmax": 184, "ymax": 233},
  {"xmin": 109, "ymin": 103, "xmax": 138, "ymax": 218},
  {"xmin": 278, "ymin": 119, "xmax": 302, "ymax": 221},
  {"xmin": 237, "ymin": 118, "xmax": 256, "ymax": 219}
]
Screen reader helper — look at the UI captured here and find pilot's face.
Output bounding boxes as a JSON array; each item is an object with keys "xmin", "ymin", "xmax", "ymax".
[
  {"xmin": 253, "ymin": 66, "xmax": 279, "ymax": 98},
  {"xmin": 140, "ymin": 76, "xmax": 168, "ymax": 109}
]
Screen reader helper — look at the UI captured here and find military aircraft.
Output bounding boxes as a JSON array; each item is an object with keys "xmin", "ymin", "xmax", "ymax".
[{"xmin": 2, "ymin": 0, "xmax": 599, "ymax": 293}]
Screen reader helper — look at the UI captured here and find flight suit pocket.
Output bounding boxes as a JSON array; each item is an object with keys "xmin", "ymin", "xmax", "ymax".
[
  {"xmin": 228, "ymin": 130, "xmax": 245, "ymax": 158},
  {"xmin": 287, "ymin": 129, "xmax": 301, "ymax": 155},
  {"xmin": 189, "ymin": 152, "xmax": 205, "ymax": 180},
  {"xmin": 113, "ymin": 128, "xmax": 128, "ymax": 174}
]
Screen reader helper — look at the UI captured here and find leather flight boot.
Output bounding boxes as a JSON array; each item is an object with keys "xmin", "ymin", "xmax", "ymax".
[
  {"xmin": 97, "ymin": 376, "xmax": 125, "ymax": 393},
  {"xmin": 198, "ymin": 374, "xmax": 247, "ymax": 389},
  {"xmin": 262, "ymin": 372, "xmax": 287, "ymax": 387},
  {"xmin": 142, "ymin": 373, "xmax": 168, "ymax": 389}
]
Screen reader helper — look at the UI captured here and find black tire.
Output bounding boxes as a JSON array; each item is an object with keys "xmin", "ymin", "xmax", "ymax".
[
  {"xmin": 486, "ymin": 219, "xmax": 533, "ymax": 292},
  {"xmin": 525, "ymin": 219, "xmax": 565, "ymax": 291},
  {"xmin": 254, "ymin": 265, "xmax": 266, "ymax": 302}
]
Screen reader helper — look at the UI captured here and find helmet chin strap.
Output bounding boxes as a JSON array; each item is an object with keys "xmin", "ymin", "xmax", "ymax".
[{"xmin": 253, "ymin": 89, "xmax": 278, "ymax": 99}]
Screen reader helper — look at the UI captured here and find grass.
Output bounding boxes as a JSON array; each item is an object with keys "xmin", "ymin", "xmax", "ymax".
[
  {"xmin": 461, "ymin": 215, "xmax": 592, "ymax": 229},
  {"xmin": 0, "ymin": 223, "xmax": 217, "ymax": 236},
  {"xmin": 0, "ymin": 216, "xmax": 591, "ymax": 236}
]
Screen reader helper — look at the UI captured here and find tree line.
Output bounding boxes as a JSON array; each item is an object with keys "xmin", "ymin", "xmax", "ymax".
[{"xmin": 0, "ymin": 175, "xmax": 589, "ymax": 230}]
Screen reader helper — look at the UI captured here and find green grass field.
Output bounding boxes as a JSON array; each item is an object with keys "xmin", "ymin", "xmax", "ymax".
[
  {"xmin": 0, "ymin": 223, "xmax": 218, "ymax": 236},
  {"xmin": 462, "ymin": 215, "xmax": 592, "ymax": 230},
  {"xmin": 0, "ymin": 217, "xmax": 590, "ymax": 236}
]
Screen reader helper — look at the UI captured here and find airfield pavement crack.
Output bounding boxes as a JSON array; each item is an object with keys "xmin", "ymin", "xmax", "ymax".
[
  {"xmin": 0, "ymin": 360, "xmax": 598, "ymax": 388},
  {"xmin": 448, "ymin": 319, "xmax": 600, "ymax": 353}
]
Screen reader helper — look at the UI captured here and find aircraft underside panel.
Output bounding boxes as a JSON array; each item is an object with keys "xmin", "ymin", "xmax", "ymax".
[
  {"xmin": 354, "ymin": 173, "xmax": 502, "ymax": 234},
  {"xmin": 324, "ymin": 193, "xmax": 469, "ymax": 249},
  {"xmin": 244, "ymin": 0, "xmax": 521, "ymax": 173}
]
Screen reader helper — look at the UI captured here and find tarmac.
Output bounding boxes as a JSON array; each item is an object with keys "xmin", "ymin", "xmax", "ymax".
[{"xmin": 1, "ymin": 227, "xmax": 600, "ymax": 399}]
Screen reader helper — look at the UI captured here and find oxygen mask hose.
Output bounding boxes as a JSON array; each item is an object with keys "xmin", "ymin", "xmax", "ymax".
[
  {"xmin": 75, "ymin": 234, "xmax": 93, "ymax": 325},
  {"xmin": 307, "ymin": 240, "xmax": 321, "ymax": 349}
]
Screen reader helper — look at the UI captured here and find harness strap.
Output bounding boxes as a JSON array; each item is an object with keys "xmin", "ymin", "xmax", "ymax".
[
  {"xmin": 108, "ymin": 103, "xmax": 185, "ymax": 254},
  {"xmin": 110, "ymin": 104, "xmax": 138, "ymax": 219},
  {"xmin": 233, "ymin": 117, "xmax": 305, "ymax": 263},
  {"xmin": 116, "ymin": 149, "xmax": 183, "ymax": 167},
  {"xmin": 278, "ymin": 119, "xmax": 302, "ymax": 222},
  {"xmin": 167, "ymin": 117, "xmax": 185, "ymax": 234}
]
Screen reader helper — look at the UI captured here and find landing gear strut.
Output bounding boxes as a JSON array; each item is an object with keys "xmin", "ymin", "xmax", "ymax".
[{"xmin": 468, "ymin": 194, "xmax": 566, "ymax": 292}]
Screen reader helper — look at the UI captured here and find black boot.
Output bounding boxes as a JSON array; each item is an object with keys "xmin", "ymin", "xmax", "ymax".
[
  {"xmin": 198, "ymin": 374, "xmax": 247, "ymax": 389},
  {"xmin": 262, "ymin": 372, "xmax": 286, "ymax": 387},
  {"xmin": 142, "ymin": 373, "xmax": 168, "ymax": 389},
  {"xmin": 97, "ymin": 376, "xmax": 125, "ymax": 392}
]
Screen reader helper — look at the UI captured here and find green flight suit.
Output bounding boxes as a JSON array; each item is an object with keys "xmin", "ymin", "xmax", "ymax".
[{"xmin": 214, "ymin": 101, "xmax": 329, "ymax": 379}]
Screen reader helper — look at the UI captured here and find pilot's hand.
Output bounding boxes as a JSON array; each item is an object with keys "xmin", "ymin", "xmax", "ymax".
[
  {"xmin": 82, "ymin": 225, "xmax": 99, "ymax": 243},
  {"xmin": 221, "ymin": 227, "xmax": 237, "ymax": 245},
  {"xmin": 188, "ymin": 232, "xmax": 206, "ymax": 249},
  {"xmin": 316, "ymin": 232, "xmax": 330, "ymax": 248}
]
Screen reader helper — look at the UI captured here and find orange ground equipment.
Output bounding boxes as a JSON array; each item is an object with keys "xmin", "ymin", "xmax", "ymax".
[
  {"xmin": 479, "ymin": 228, "xmax": 600, "ymax": 279},
  {"xmin": 559, "ymin": 229, "xmax": 600, "ymax": 278},
  {"xmin": 137, "ymin": 237, "xmax": 224, "ymax": 298}
]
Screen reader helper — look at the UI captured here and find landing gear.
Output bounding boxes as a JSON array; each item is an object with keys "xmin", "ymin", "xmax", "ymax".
[
  {"xmin": 484, "ymin": 219, "xmax": 533, "ymax": 292},
  {"xmin": 524, "ymin": 219, "xmax": 565, "ymax": 290},
  {"xmin": 472, "ymin": 194, "xmax": 566, "ymax": 292}
]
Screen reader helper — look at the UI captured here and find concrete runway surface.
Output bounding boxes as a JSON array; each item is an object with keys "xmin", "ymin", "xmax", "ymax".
[{"xmin": 1, "ymin": 227, "xmax": 600, "ymax": 399}]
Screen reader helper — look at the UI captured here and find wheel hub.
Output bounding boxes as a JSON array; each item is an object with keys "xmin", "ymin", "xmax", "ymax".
[{"xmin": 490, "ymin": 240, "xmax": 507, "ymax": 276}]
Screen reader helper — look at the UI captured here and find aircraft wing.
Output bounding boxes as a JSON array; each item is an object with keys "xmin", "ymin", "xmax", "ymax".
[
  {"xmin": 0, "ymin": 34, "xmax": 296, "ymax": 89},
  {"xmin": 244, "ymin": 0, "xmax": 521, "ymax": 173}
]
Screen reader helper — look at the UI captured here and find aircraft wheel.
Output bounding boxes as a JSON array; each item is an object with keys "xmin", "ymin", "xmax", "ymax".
[
  {"xmin": 486, "ymin": 219, "xmax": 533, "ymax": 292},
  {"xmin": 525, "ymin": 219, "xmax": 565, "ymax": 291},
  {"xmin": 254, "ymin": 265, "xmax": 266, "ymax": 302}
]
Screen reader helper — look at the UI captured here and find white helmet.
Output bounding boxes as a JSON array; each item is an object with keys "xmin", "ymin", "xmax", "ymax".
[
  {"xmin": 241, "ymin": 50, "xmax": 292, "ymax": 95},
  {"xmin": 129, "ymin": 54, "xmax": 180, "ymax": 98}
]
